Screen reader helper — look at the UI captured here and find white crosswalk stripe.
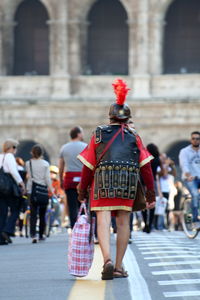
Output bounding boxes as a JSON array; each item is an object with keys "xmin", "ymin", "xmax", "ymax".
[
  {"xmin": 144, "ymin": 255, "xmax": 200, "ymax": 260},
  {"xmin": 158, "ymin": 279, "xmax": 200, "ymax": 286},
  {"xmin": 139, "ymin": 246, "xmax": 198, "ymax": 250},
  {"xmin": 142, "ymin": 249, "xmax": 198, "ymax": 254},
  {"xmin": 149, "ymin": 260, "xmax": 200, "ymax": 267},
  {"xmin": 163, "ymin": 291, "xmax": 200, "ymax": 298},
  {"xmin": 152, "ymin": 269, "xmax": 200, "ymax": 275},
  {"xmin": 132, "ymin": 232, "xmax": 200, "ymax": 299}
]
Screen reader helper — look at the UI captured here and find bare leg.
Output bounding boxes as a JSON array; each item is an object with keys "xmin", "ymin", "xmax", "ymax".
[
  {"xmin": 96, "ymin": 210, "xmax": 111, "ymax": 263},
  {"xmin": 115, "ymin": 210, "xmax": 130, "ymax": 270}
]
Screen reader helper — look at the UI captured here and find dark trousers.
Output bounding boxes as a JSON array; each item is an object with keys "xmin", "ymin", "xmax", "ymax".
[
  {"xmin": 30, "ymin": 202, "xmax": 47, "ymax": 238},
  {"xmin": 65, "ymin": 189, "xmax": 81, "ymax": 229},
  {"xmin": 4, "ymin": 197, "xmax": 20, "ymax": 235},
  {"xmin": 0, "ymin": 194, "xmax": 20, "ymax": 237},
  {"xmin": 0, "ymin": 195, "xmax": 8, "ymax": 241},
  {"xmin": 112, "ymin": 212, "xmax": 133, "ymax": 234},
  {"xmin": 142, "ymin": 208, "xmax": 155, "ymax": 230}
]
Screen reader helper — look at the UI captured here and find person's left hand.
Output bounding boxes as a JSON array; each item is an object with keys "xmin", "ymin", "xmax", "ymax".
[
  {"xmin": 77, "ymin": 184, "xmax": 88, "ymax": 203},
  {"xmin": 145, "ymin": 190, "xmax": 156, "ymax": 205},
  {"xmin": 146, "ymin": 201, "xmax": 155, "ymax": 209}
]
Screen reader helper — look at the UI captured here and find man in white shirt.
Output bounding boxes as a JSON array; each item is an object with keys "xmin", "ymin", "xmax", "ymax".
[{"xmin": 179, "ymin": 131, "xmax": 200, "ymax": 222}]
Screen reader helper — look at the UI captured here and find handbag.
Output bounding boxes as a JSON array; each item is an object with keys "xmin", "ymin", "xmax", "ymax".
[
  {"xmin": 68, "ymin": 203, "xmax": 95, "ymax": 277},
  {"xmin": 132, "ymin": 178, "xmax": 147, "ymax": 212},
  {"xmin": 0, "ymin": 155, "xmax": 22, "ymax": 197},
  {"xmin": 29, "ymin": 160, "xmax": 49, "ymax": 206}
]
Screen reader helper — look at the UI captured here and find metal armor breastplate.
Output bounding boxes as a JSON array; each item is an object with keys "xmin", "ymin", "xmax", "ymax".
[{"xmin": 94, "ymin": 125, "xmax": 140, "ymax": 200}]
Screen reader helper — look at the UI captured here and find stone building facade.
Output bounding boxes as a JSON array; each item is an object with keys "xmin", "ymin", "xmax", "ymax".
[{"xmin": 0, "ymin": 0, "xmax": 200, "ymax": 163}]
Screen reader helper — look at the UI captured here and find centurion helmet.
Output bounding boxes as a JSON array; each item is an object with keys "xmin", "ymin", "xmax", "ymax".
[{"xmin": 109, "ymin": 78, "xmax": 131, "ymax": 121}]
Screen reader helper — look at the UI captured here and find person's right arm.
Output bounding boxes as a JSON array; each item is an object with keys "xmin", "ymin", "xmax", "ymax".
[
  {"xmin": 179, "ymin": 149, "xmax": 193, "ymax": 181},
  {"xmin": 6, "ymin": 154, "xmax": 25, "ymax": 192},
  {"xmin": 45, "ymin": 163, "xmax": 54, "ymax": 194},
  {"xmin": 59, "ymin": 157, "xmax": 65, "ymax": 189},
  {"xmin": 77, "ymin": 135, "xmax": 97, "ymax": 202}
]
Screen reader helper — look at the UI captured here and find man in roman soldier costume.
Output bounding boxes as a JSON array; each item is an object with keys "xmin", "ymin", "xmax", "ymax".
[{"xmin": 77, "ymin": 79, "xmax": 155, "ymax": 280}]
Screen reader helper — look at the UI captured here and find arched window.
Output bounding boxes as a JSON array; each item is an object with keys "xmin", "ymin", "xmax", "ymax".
[
  {"xmin": 14, "ymin": 0, "xmax": 49, "ymax": 75},
  {"xmin": 86, "ymin": 0, "xmax": 128, "ymax": 75},
  {"xmin": 163, "ymin": 0, "xmax": 200, "ymax": 74},
  {"xmin": 166, "ymin": 140, "xmax": 190, "ymax": 178},
  {"xmin": 16, "ymin": 140, "xmax": 50, "ymax": 162},
  {"xmin": 166, "ymin": 140, "xmax": 190, "ymax": 165}
]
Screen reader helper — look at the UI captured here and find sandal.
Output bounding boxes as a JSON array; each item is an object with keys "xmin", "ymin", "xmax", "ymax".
[
  {"xmin": 113, "ymin": 267, "xmax": 128, "ymax": 278},
  {"xmin": 101, "ymin": 259, "xmax": 114, "ymax": 280}
]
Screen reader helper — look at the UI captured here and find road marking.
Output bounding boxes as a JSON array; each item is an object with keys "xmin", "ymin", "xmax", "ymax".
[
  {"xmin": 158, "ymin": 279, "xmax": 200, "ymax": 285},
  {"xmin": 139, "ymin": 246, "xmax": 198, "ymax": 250},
  {"xmin": 68, "ymin": 246, "xmax": 105, "ymax": 300},
  {"xmin": 135, "ymin": 243, "xmax": 194, "ymax": 247},
  {"xmin": 134, "ymin": 241, "xmax": 192, "ymax": 245},
  {"xmin": 142, "ymin": 250, "xmax": 198, "ymax": 255},
  {"xmin": 144, "ymin": 255, "xmax": 200, "ymax": 260},
  {"xmin": 163, "ymin": 291, "xmax": 200, "ymax": 298},
  {"xmin": 152, "ymin": 269, "xmax": 200, "ymax": 275},
  {"xmin": 149, "ymin": 260, "xmax": 200, "ymax": 267},
  {"xmin": 123, "ymin": 246, "xmax": 152, "ymax": 300}
]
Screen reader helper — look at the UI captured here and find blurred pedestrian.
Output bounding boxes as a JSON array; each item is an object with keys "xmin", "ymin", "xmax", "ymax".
[
  {"xmin": 179, "ymin": 131, "xmax": 200, "ymax": 223},
  {"xmin": 26, "ymin": 144, "xmax": 53, "ymax": 243},
  {"xmin": 16, "ymin": 157, "xmax": 27, "ymax": 237},
  {"xmin": 156, "ymin": 155, "xmax": 177, "ymax": 230},
  {"xmin": 59, "ymin": 126, "xmax": 87, "ymax": 229},
  {"xmin": 77, "ymin": 79, "xmax": 155, "ymax": 280},
  {"xmin": 49, "ymin": 165, "xmax": 65, "ymax": 227},
  {"xmin": 0, "ymin": 139, "xmax": 25, "ymax": 245},
  {"xmin": 172, "ymin": 181, "xmax": 184, "ymax": 231},
  {"xmin": 142, "ymin": 143, "xmax": 163, "ymax": 233}
]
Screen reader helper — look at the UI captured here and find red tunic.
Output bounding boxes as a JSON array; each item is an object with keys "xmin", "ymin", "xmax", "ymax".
[{"xmin": 78, "ymin": 134, "xmax": 154, "ymax": 212}]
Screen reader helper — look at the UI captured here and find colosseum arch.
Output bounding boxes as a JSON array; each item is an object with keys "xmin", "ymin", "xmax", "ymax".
[
  {"xmin": 13, "ymin": 0, "xmax": 50, "ymax": 75},
  {"xmin": 165, "ymin": 140, "xmax": 190, "ymax": 165},
  {"xmin": 84, "ymin": 0, "xmax": 129, "ymax": 75},
  {"xmin": 163, "ymin": 0, "xmax": 200, "ymax": 74},
  {"xmin": 16, "ymin": 140, "xmax": 50, "ymax": 162},
  {"xmin": 6, "ymin": 0, "xmax": 52, "ymax": 21}
]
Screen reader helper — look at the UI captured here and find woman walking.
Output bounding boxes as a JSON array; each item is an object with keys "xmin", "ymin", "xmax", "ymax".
[
  {"xmin": 0, "ymin": 139, "xmax": 25, "ymax": 245},
  {"xmin": 26, "ymin": 144, "xmax": 53, "ymax": 243}
]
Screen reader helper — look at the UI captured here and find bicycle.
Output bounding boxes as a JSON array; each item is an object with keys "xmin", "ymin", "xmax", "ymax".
[
  {"xmin": 181, "ymin": 194, "xmax": 200, "ymax": 239},
  {"xmin": 45, "ymin": 196, "xmax": 62, "ymax": 237},
  {"xmin": 23, "ymin": 197, "xmax": 56, "ymax": 238}
]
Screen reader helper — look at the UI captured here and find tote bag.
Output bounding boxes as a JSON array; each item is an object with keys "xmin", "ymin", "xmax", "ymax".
[{"xmin": 68, "ymin": 203, "xmax": 95, "ymax": 277}]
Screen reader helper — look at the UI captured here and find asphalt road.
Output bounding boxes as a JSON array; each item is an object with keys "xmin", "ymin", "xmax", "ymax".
[{"xmin": 0, "ymin": 230, "xmax": 200, "ymax": 300}]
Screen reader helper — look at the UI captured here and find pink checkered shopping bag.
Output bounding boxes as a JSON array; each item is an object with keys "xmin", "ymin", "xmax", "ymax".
[{"xmin": 68, "ymin": 203, "xmax": 95, "ymax": 277}]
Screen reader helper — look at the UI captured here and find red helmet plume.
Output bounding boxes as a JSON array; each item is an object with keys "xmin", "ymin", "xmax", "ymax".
[{"xmin": 112, "ymin": 78, "xmax": 130, "ymax": 105}]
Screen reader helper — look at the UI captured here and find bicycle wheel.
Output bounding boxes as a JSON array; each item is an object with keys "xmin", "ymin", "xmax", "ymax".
[
  {"xmin": 24, "ymin": 212, "xmax": 30, "ymax": 238},
  {"xmin": 181, "ymin": 199, "xmax": 199, "ymax": 239}
]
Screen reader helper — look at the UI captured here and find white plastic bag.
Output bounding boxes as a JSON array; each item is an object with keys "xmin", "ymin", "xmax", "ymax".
[{"xmin": 155, "ymin": 196, "xmax": 167, "ymax": 216}]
